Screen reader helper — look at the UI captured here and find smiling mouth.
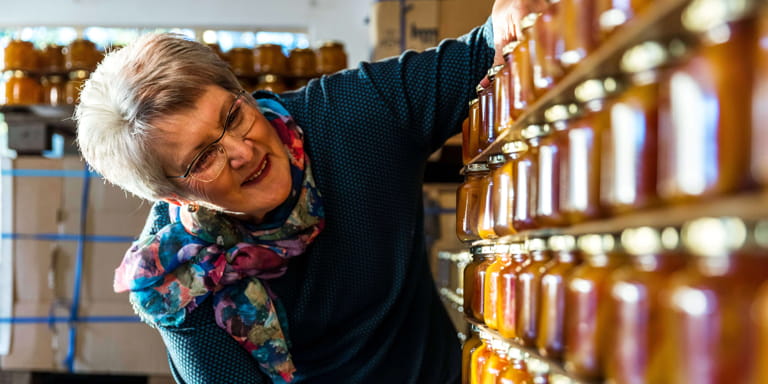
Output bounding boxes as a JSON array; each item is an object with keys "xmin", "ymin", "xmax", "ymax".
[{"xmin": 243, "ymin": 156, "xmax": 269, "ymax": 185}]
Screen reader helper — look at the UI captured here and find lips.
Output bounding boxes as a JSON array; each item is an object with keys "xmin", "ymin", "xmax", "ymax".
[{"xmin": 242, "ymin": 156, "xmax": 270, "ymax": 186}]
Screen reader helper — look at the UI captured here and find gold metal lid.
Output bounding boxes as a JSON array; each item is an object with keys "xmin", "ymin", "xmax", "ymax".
[
  {"xmin": 502, "ymin": 41, "xmax": 520, "ymax": 56},
  {"xmin": 521, "ymin": 124, "xmax": 551, "ymax": 139},
  {"xmin": 487, "ymin": 64, "xmax": 505, "ymax": 79},
  {"xmin": 493, "ymin": 243, "xmax": 512, "ymax": 254},
  {"xmin": 476, "ymin": 84, "xmax": 486, "ymax": 94},
  {"xmin": 527, "ymin": 238, "xmax": 548, "ymax": 251},
  {"xmin": 574, "ymin": 77, "xmax": 621, "ymax": 103},
  {"xmin": 470, "ymin": 244, "xmax": 496, "ymax": 255},
  {"xmin": 469, "ymin": 98, "xmax": 479, "ymax": 107},
  {"xmin": 621, "ymin": 227, "xmax": 662, "ymax": 256},
  {"xmin": 578, "ymin": 234, "xmax": 616, "ymax": 255},
  {"xmin": 682, "ymin": 217, "xmax": 747, "ymax": 258},
  {"xmin": 621, "ymin": 39, "xmax": 689, "ymax": 74},
  {"xmin": 69, "ymin": 70, "xmax": 90, "ymax": 80},
  {"xmin": 465, "ymin": 162, "xmax": 490, "ymax": 173},
  {"xmin": 521, "ymin": 12, "xmax": 541, "ymax": 30},
  {"xmin": 548, "ymin": 235, "xmax": 576, "ymax": 252},
  {"xmin": 501, "ymin": 141, "xmax": 528, "ymax": 154},
  {"xmin": 683, "ymin": 0, "xmax": 755, "ymax": 33},
  {"xmin": 544, "ymin": 104, "xmax": 579, "ymax": 123},
  {"xmin": 488, "ymin": 153, "xmax": 507, "ymax": 165},
  {"xmin": 507, "ymin": 242, "xmax": 526, "ymax": 254}
]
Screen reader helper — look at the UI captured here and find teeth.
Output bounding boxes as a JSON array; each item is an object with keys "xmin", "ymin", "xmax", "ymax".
[{"xmin": 246, "ymin": 158, "xmax": 268, "ymax": 182}]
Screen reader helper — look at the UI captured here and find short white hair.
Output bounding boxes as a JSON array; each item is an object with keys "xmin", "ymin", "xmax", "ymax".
[{"xmin": 75, "ymin": 33, "xmax": 241, "ymax": 201}]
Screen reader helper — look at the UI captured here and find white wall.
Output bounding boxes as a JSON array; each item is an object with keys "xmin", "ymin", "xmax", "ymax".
[{"xmin": 0, "ymin": 0, "xmax": 373, "ymax": 67}]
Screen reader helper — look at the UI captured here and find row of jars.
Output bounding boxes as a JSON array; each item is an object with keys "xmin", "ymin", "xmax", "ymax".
[
  {"xmin": 1, "ymin": 70, "xmax": 88, "ymax": 106},
  {"xmin": 457, "ymin": 0, "xmax": 768, "ymax": 241},
  {"xmin": 463, "ymin": 333, "xmax": 557, "ymax": 384},
  {"xmin": 463, "ymin": 0, "xmax": 760, "ymax": 164},
  {"xmin": 210, "ymin": 41, "xmax": 348, "ymax": 79},
  {"xmin": 459, "ymin": 217, "xmax": 768, "ymax": 383},
  {"xmin": 4, "ymin": 38, "xmax": 102, "ymax": 74}
]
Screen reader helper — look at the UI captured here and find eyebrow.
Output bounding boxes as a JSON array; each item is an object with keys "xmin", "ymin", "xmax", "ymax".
[{"xmin": 176, "ymin": 94, "xmax": 234, "ymax": 173}]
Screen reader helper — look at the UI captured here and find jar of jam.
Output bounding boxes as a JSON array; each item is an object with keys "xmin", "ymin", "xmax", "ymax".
[
  {"xmin": 564, "ymin": 234, "xmax": 624, "ymax": 381},
  {"xmin": 492, "ymin": 141, "xmax": 528, "ymax": 237},
  {"xmin": 498, "ymin": 347, "xmax": 533, "ymax": 383},
  {"xmin": 480, "ymin": 155, "xmax": 504, "ymax": 240},
  {"xmin": 481, "ymin": 339, "xmax": 510, "ymax": 384},
  {"xmin": 602, "ymin": 41, "xmax": 682, "ymax": 214},
  {"xmin": 559, "ymin": 0, "xmax": 599, "ymax": 69},
  {"xmin": 462, "ymin": 325, "xmax": 484, "ymax": 384},
  {"xmin": 530, "ymin": 0, "xmax": 566, "ymax": 97},
  {"xmin": 752, "ymin": 5, "xmax": 768, "ymax": 186},
  {"xmin": 505, "ymin": 21, "xmax": 536, "ymax": 118},
  {"xmin": 4, "ymin": 40, "xmax": 38, "ymax": 72},
  {"xmin": 40, "ymin": 44, "xmax": 65, "ymax": 74},
  {"xmin": 605, "ymin": 227, "xmax": 686, "ymax": 384},
  {"xmin": 471, "ymin": 331, "xmax": 494, "ymax": 384},
  {"xmin": 65, "ymin": 39, "xmax": 99, "ymax": 72},
  {"xmin": 41, "ymin": 75, "xmax": 66, "ymax": 106},
  {"xmin": 479, "ymin": 66, "xmax": 504, "ymax": 151},
  {"xmin": 287, "ymin": 47, "xmax": 317, "ymax": 78},
  {"xmin": 661, "ymin": 217, "xmax": 766, "ymax": 384},
  {"xmin": 65, "ymin": 70, "xmax": 89, "ymax": 105},
  {"xmin": 498, "ymin": 242, "xmax": 531, "ymax": 339},
  {"xmin": 494, "ymin": 64, "xmax": 514, "ymax": 136},
  {"xmin": 473, "ymin": 245, "xmax": 498, "ymax": 323},
  {"xmin": 484, "ymin": 244, "xmax": 513, "ymax": 329},
  {"xmin": 536, "ymin": 235, "xmax": 580, "ymax": 360},
  {"xmin": 564, "ymin": 79, "xmax": 620, "ymax": 223},
  {"xmin": 255, "ymin": 74, "xmax": 287, "ymax": 93},
  {"xmin": 253, "ymin": 44, "xmax": 287, "ymax": 75},
  {"xmin": 457, "ymin": 162, "xmax": 490, "ymax": 242},
  {"xmin": 516, "ymin": 238, "xmax": 554, "ymax": 347},
  {"xmin": 463, "ymin": 99, "xmax": 483, "ymax": 164},
  {"xmin": 464, "ymin": 245, "xmax": 493, "ymax": 320},
  {"xmin": 228, "ymin": 47, "xmax": 256, "ymax": 77},
  {"xmin": 2, "ymin": 70, "xmax": 41, "ymax": 105},
  {"xmin": 537, "ymin": 104, "xmax": 578, "ymax": 227},
  {"xmin": 595, "ymin": 0, "xmax": 653, "ymax": 39},
  {"xmin": 657, "ymin": 0, "xmax": 756, "ymax": 202},
  {"xmin": 512, "ymin": 133, "xmax": 537, "ymax": 231},
  {"xmin": 316, "ymin": 41, "xmax": 347, "ymax": 74}
]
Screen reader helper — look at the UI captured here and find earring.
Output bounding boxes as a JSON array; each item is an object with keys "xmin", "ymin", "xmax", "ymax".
[{"xmin": 187, "ymin": 203, "xmax": 199, "ymax": 213}]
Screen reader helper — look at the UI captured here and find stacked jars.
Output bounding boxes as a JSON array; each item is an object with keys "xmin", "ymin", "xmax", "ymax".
[
  {"xmin": 40, "ymin": 44, "xmax": 67, "ymax": 105},
  {"xmin": 64, "ymin": 38, "xmax": 100, "ymax": 106},
  {"xmin": 2, "ymin": 40, "xmax": 41, "ymax": 105}
]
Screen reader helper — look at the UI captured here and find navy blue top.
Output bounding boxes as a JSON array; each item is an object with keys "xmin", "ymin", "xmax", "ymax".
[{"xmin": 150, "ymin": 18, "xmax": 495, "ymax": 384}]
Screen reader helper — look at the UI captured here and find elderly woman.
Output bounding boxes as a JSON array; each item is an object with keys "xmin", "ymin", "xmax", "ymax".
[{"xmin": 74, "ymin": 1, "xmax": 535, "ymax": 382}]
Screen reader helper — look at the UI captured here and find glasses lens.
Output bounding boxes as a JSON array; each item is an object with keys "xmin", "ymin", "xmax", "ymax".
[{"xmin": 189, "ymin": 145, "xmax": 227, "ymax": 182}]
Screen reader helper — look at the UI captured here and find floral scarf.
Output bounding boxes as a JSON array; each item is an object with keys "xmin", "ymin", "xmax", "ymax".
[{"xmin": 113, "ymin": 97, "xmax": 324, "ymax": 383}]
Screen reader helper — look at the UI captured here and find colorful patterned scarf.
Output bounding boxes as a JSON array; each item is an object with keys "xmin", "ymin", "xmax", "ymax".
[{"xmin": 113, "ymin": 97, "xmax": 324, "ymax": 383}]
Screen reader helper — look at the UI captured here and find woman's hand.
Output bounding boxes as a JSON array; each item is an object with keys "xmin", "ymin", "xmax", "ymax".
[{"xmin": 491, "ymin": 0, "xmax": 548, "ymax": 64}]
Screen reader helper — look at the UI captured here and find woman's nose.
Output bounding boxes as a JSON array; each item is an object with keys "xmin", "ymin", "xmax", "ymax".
[{"xmin": 221, "ymin": 134, "xmax": 254, "ymax": 170}]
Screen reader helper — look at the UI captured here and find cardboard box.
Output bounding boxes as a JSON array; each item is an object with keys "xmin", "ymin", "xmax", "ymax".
[
  {"xmin": 1, "ymin": 156, "xmax": 165, "ymax": 375},
  {"xmin": 370, "ymin": 0, "xmax": 494, "ymax": 61}
]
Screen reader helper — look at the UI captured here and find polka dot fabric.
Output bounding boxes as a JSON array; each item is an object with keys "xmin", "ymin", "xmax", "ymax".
[{"xmin": 153, "ymin": 19, "xmax": 495, "ymax": 383}]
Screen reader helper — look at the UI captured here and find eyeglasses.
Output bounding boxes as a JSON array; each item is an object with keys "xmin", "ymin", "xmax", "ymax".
[{"xmin": 166, "ymin": 90, "xmax": 256, "ymax": 182}]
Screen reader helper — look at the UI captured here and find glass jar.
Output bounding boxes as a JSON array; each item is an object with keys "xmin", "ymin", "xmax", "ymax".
[
  {"xmin": 602, "ymin": 41, "xmax": 679, "ymax": 214},
  {"xmin": 527, "ymin": 358, "xmax": 551, "ymax": 383},
  {"xmin": 505, "ymin": 21, "xmax": 536, "ymax": 118},
  {"xmin": 473, "ymin": 245, "xmax": 498, "ymax": 323},
  {"xmin": 492, "ymin": 141, "xmax": 528, "ymax": 237},
  {"xmin": 605, "ymin": 227, "xmax": 686, "ymax": 384},
  {"xmin": 595, "ymin": 0, "xmax": 652, "ymax": 39},
  {"xmin": 484, "ymin": 244, "xmax": 513, "ymax": 329},
  {"xmin": 65, "ymin": 39, "xmax": 99, "ymax": 72},
  {"xmin": 530, "ymin": 0, "xmax": 566, "ymax": 97},
  {"xmin": 564, "ymin": 234, "xmax": 624, "ymax": 381},
  {"xmin": 462, "ymin": 326, "xmax": 484, "ymax": 384},
  {"xmin": 752, "ymin": 6, "xmax": 768, "ymax": 186},
  {"xmin": 65, "ymin": 70, "xmax": 89, "ymax": 105},
  {"xmin": 463, "ymin": 99, "xmax": 483, "ymax": 164},
  {"xmin": 499, "ymin": 348, "xmax": 534, "ymax": 383},
  {"xmin": 750, "ymin": 280, "xmax": 768, "ymax": 384},
  {"xmin": 498, "ymin": 242, "xmax": 531, "ymax": 339},
  {"xmin": 479, "ymin": 155, "xmax": 503, "ymax": 240},
  {"xmin": 479, "ymin": 66, "xmax": 504, "ymax": 151},
  {"xmin": 464, "ymin": 245, "xmax": 493, "ymax": 320},
  {"xmin": 316, "ymin": 41, "xmax": 347, "ymax": 74},
  {"xmin": 457, "ymin": 162, "xmax": 490, "ymax": 242},
  {"xmin": 563, "ymin": 79, "xmax": 619, "ymax": 223},
  {"xmin": 40, "ymin": 44, "xmax": 65, "ymax": 74},
  {"xmin": 559, "ymin": 0, "xmax": 598, "ymax": 69},
  {"xmin": 658, "ymin": 0, "xmax": 756, "ymax": 202},
  {"xmin": 494, "ymin": 64, "xmax": 514, "ymax": 136},
  {"xmin": 516, "ymin": 238, "xmax": 554, "ymax": 347},
  {"xmin": 661, "ymin": 218, "xmax": 768, "ymax": 384},
  {"xmin": 228, "ymin": 47, "xmax": 256, "ymax": 77},
  {"xmin": 2, "ymin": 70, "xmax": 41, "ymax": 106},
  {"xmin": 481, "ymin": 339, "xmax": 510, "ymax": 384},
  {"xmin": 3, "ymin": 40, "xmax": 38, "ymax": 72},
  {"xmin": 255, "ymin": 74, "xmax": 287, "ymax": 93},
  {"xmin": 471, "ymin": 331, "xmax": 494, "ymax": 384},
  {"xmin": 536, "ymin": 235, "xmax": 580, "ymax": 360},
  {"xmin": 512, "ymin": 133, "xmax": 537, "ymax": 231},
  {"xmin": 41, "ymin": 75, "xmax": 66, "ymax": 106},
  {"xmin": 537, "ymin": 105, "xmax": 578, "ymax": 227},
  {"xmin": 287, "ymin": 47, "xmax": 317, "ymax": 78},
  {"xmin": 253, "ymin": 44, "xmax": 287, "ymax": 75}
]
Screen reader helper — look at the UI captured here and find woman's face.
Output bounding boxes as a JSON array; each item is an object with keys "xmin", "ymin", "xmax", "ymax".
[{"xmin": 152, "ymin": 85, "xmax": 292, "ymax": 222}]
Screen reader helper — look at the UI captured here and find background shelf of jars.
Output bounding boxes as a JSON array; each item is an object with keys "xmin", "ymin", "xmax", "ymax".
[{"xmin": 438, "ymin": 0, "xmax": 768, "ymax": 382}]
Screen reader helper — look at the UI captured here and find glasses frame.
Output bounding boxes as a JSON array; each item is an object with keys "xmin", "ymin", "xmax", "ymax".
[{"xmin": 166, "ymin": 89, "xmax": 247, "ymax": 181}]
